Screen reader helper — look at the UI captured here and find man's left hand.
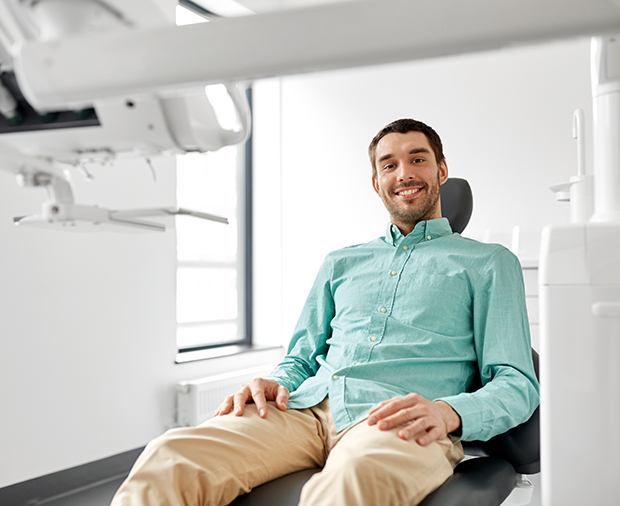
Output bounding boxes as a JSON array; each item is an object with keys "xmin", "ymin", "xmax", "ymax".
[{"xmin": 367, "ymin": 393, "xmax": 461, "ymax": 446}]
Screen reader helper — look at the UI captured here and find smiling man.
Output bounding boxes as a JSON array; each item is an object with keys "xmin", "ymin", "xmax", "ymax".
[
  {"xmin": 371, "ymin": 127, "xmax": 447, "ymax": 236},
  {"xmin": 112, "ymin": 118, "xmax": 540, "ymax": 506}
]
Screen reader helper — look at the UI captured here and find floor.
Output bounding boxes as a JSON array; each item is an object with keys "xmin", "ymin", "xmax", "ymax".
[
  {"xmin": 29, "ymin": 475, "xmax": 126, "ymax": 506},
  {"xmin": 501, "ymin": 473, "xmax": 541, "ymax": 506},
  {"xmin": 25, "ymin": 472, "xmax": 543, "ymax": 506}
]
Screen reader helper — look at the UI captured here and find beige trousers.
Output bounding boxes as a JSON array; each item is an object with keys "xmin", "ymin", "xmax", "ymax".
[{"xmin": 111, "ymin": 398, "xmax": 464, "ymax": 506}]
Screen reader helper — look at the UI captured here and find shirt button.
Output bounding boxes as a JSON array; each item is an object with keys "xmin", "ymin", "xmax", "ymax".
[
  {"xmin": 378, "ymin": 306, "xmax": 387, "ymax": 313},
  {"xmin": 332, "ymin": 374, "xmax": 340, "ymax": 380},
  {"xmin": 403, "ymin": 245, "xmax": 410, "ymax": 251},
  {"xmin": 427, "ymin": 235, "xmax": 432, "ymax": 240},
  {"xmin": 389, "ymin": 270, "xmax": 398, "ymax": 277},
  {"xmin": 369, "ymin": 335, "xmax": 378, "ymax": 342}
]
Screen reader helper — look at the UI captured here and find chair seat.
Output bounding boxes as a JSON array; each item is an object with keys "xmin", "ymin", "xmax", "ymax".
[
  {"xmin": 232, "ymin": 469, "xmax": 318, "ymax": 506},
  {"xmin": 232, "ymin": 457, "xmax": 516, "ymax": 506},
  {"xmin": 421, "ymin": 457, "xmax": 517, "ymax": 506}
]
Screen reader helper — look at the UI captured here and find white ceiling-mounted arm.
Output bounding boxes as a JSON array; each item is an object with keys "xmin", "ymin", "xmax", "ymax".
[
  {"xmin": 11, "ymin": 0, "xmax": 620, "ymax": 111},
  {"xmin": 222, "ymin": 82, "xmax": 251, "ymax": 146},
  {"xmin": 0, "ymin": 148, "xmax": 229, "ymax": 232},
  {"xmin": 0, "ymin": 0, "xmax": 243, "ymax": 233}
]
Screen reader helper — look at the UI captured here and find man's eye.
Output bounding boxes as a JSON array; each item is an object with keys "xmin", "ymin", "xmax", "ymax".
[
  {"xmin": 383, "ymin": 164, "xmax": 395, "ymax": 171},
  {"xmin": 412, "ymin": 158, "xmax": 425, "ymax": 164}
]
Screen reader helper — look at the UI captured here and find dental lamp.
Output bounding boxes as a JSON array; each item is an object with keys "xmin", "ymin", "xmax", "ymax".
[
  {"xmin": 1, "ymin": 0, "xmax": 620, "ymax": 503},
  {"xmin": 0, "ymin": 0, "xmax": 249, "ymax": 231}
]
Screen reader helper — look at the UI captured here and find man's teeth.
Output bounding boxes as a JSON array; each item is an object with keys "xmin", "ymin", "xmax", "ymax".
[{"xmin": 399, "ymin": 188, "xmax": 421, "ymax": 196}]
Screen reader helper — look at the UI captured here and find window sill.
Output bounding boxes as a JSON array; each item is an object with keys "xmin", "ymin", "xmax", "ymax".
[{"xmin": 175, "ymin": 344, "xmax": 283, "ymax": 364}]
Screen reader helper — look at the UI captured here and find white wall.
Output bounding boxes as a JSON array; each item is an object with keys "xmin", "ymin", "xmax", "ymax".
[
  {"xmin": 253, "ymin": 37, "xmax": 593, "ymax": 342},
  {"xmin": 0, "ymin": 158, "xmax": 282, "ymax": 487},
  {"xmin": 0, "ymin": 2, "xmax": 290, "ymax": 488}
]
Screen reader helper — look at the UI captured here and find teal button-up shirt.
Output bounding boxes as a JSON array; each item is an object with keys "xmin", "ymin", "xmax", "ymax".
[{"xmin": 267, "ymin": 218, "xmax": 539, "ymax": 441}]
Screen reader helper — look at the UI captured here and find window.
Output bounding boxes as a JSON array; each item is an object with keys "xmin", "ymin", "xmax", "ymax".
[{"xmin": 175, "ymin": 3, "xmax": 252, "ymax": 361}]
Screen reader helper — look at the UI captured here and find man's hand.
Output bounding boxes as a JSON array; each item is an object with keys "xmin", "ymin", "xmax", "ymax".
[
  {"xmin": 214, "ymin": 378, "xmax": 289, "ymax": 418},
  {"xmin": 367, "ymin": 393, "xmax": 461, "ymax": 445}
]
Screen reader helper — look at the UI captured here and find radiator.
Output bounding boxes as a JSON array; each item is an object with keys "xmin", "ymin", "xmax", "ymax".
[{"xmin": 176, "ymin": 366, "xmax": 272, "ymax": 426}]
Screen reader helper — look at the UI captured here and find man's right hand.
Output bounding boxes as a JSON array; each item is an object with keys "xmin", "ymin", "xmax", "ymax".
[{"xmin": 214, "ymin": 378, "xmax": 289, "ymax": 418}]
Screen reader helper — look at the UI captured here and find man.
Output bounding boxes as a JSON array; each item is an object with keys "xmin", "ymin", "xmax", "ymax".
[{"xmin": 112, "ymin": 118, "xmax": 539, "ymax": 506}]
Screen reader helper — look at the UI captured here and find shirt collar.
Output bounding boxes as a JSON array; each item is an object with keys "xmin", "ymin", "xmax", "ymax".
[{"xmin": 386, "ymin": 217, "xmax": 453, "ymax": 247}]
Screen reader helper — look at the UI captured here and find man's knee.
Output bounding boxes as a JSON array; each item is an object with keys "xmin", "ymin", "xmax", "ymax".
[
  {"xmin": 300, "ymin": 438, "xmax": 456, "ymax": 506},
  {"xmin": 300, "ymin": 456, "xmax": 410, "ymax": 506},
  {"xmin": 141, "ymin": 427, "xmax": 197, "ymax": 460}
]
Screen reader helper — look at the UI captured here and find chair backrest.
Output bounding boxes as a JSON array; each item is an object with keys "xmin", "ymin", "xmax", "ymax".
[
  {"xmin": 440, "ymin": 177, "xmax": 540, "ymax": 475},
  {"xmin": 440, "ymin": 178, "xmax": 473, "ymax": 234}
]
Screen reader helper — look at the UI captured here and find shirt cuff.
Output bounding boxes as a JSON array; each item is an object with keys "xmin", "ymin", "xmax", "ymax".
[{"xmin": 435, "ymin": 392, "xmax": 483, "ymax": 441}]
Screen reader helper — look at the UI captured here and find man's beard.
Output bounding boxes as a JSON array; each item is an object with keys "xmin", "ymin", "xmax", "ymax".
[{"xmin": 383, "ymin": 178, "xmax": 440, "ymax": 227}]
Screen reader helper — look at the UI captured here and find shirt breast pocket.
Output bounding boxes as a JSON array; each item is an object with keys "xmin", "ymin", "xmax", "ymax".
[{"xmin": 391, "ymin": 272, "xmax": 472, "ymax": 335}]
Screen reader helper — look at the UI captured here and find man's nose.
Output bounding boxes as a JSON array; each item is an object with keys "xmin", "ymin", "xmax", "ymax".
[{"xmin": 397, "ymin": 162, "xmax": 416, "ymax": 181}]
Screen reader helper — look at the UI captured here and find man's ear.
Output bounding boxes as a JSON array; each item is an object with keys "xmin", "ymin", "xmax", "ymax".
[
  {"xmin": 438, "ymin": 160, "xmax": 449, "ymax": 185},
  {"xmin": 372, "ymin": 173, "xmax": 380, "ymax": 194}
]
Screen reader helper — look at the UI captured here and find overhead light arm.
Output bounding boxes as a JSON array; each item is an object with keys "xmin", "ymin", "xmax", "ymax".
[{"xmin": 12, "ymin": 0, "xmax": 620, "ymax": 111}]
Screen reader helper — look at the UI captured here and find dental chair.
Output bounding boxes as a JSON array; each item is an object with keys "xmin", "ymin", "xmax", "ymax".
[{"xmin": 233, "ymin": 178, "xmax": 540, "ymax": 506}]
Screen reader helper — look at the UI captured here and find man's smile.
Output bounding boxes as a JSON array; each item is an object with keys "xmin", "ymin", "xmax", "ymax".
[{"xmin": 393, "ymin": 185, "xmax": 425, "ymax": 200}]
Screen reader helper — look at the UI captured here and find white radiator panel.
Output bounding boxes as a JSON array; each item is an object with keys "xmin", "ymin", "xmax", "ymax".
[{"xmin": 176, "ymin": 365, "xmax": 272, "ymax": 426}]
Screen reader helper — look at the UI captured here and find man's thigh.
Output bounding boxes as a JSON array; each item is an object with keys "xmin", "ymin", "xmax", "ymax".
[
  {"xmin": 112, "ymin": 403, "xmax": 326, "ymax": 506},
  {"xmin": 300, "ymin": 419, "xmax": 464, "ymax": 506},
  {"xmin": 191, "ymin": 403, "xmax": 327, "ymax": 481}
]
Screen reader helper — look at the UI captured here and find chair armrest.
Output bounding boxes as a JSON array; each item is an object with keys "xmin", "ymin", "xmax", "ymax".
[
  {"xmin": 462, "ymin": 349, "xmax": 540, "ymax": 474},
  {"xmin": 477, "ymin": 407, "xmax": 540, "ymax": 474}
]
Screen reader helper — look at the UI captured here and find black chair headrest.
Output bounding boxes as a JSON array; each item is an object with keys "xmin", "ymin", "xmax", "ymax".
[{"xmin": 440, "ymin": 178, "xmax": 473, "ymax": 234}]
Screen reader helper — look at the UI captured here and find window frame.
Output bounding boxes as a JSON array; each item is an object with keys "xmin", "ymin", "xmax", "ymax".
[{"xmin": 175, "ymin": 2, "xmax": 254, "ymax": 360}]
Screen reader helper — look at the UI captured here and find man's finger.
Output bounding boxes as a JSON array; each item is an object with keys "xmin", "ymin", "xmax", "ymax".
[
  {"xmin": 376, "ymin": 406, "xmax": 422, "ymax": 430},
  {"xmin": 398, "ymin": 416, "xmax": 431, "ymax": 439},
  {"xmin": 233, "ymin": 386, "xmax": 251, "ymax": 416},
  {"xmin": 275, "ymin": 385, "xmax": 289, "ymax": 411},
  {"xmin": 367, "ymin": 401, "xmax": 400, "ymax": 424},
  {"xmin": 368, "ymin": 399, "xmax": 388, "ymax": 415},
  {"xmin": 416, "ymin": 426, "xmax": 444, "ymax": 446},
  {"xmin": 398, "ymin": 417, "xmax": 440, "ymax": 442},
  {"xmin": 249, "ymin": 380, "xmax": 268, "ymax": 418},
  {"xmin": 369, "ymin": 393, "xmax": 425, "ymax": 425},
  {"xmin": 368, "ymin": 396, "xmax": 416, "ymax": 424},
  {"xmin": 215, "ymin": 395, "xmax": 234, "ymax": 416}
]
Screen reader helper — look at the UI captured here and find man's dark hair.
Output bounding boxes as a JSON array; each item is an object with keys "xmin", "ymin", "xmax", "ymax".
[{"xmin": 368, "ymin": 118, "xmax": 445, "ymax": 174}]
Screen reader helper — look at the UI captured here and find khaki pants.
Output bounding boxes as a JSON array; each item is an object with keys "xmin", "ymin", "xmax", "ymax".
[{"xmin": 111, "ymin": 398, "xmax": 464, "ymax": 506}]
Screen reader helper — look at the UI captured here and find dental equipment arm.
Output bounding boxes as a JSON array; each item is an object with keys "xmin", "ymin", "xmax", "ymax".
[
  {"xmin": 10, "ymin": 0, "xmax": 620, "ymax": 111},
  {"xmin": 0, "ymin": 0, "xmax": 248, "ymax": 231},
  {"xmin": 0, "ymin": 148, "xmax": 229, "ymax": 231}
]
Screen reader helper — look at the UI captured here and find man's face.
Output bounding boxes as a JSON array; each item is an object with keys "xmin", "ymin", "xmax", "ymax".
[{"xmin": 372, "ymin": 131, "xmax": 448, "ymax": 234}]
